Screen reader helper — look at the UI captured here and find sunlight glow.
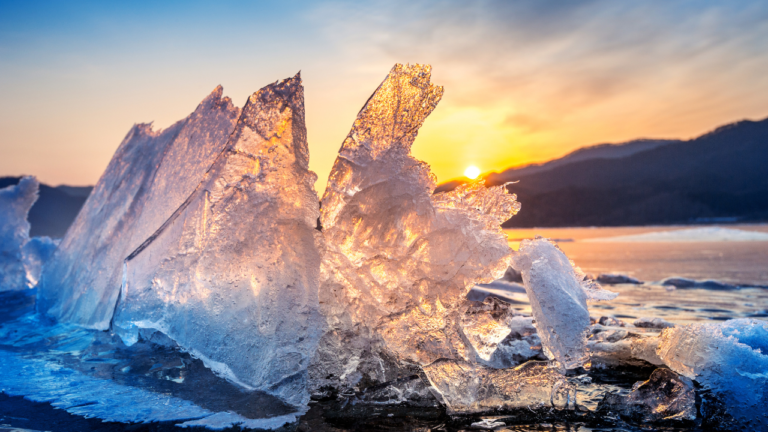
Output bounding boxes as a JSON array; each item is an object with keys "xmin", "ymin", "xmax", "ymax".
[{"xmin": 464, "ymin": 165, "xmax": 481, "ymax": 179}]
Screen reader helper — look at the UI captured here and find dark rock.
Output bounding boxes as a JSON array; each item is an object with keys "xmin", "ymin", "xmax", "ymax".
[
  {"xmin": 501, "ymin": 266, "xmax": 523, "ymax": 283},
  {"xmin": 597, "ymin": 274, "xmax": 642, "ymax": 285},
  {"xmin": 660, "ymin": 277, "xmax": 738, "ymax": 290}
]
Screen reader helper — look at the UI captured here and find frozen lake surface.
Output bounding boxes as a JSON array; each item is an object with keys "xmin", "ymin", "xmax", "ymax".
[
  {"xmin": 1, "ymin": 224, "xmax": 766, "ymax": 431},
  {"xmin": 500, "ymin": 224, "xmax": 768, "ymax": 326}
]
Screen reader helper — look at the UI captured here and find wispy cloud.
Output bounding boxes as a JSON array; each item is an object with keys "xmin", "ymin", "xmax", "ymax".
[{"xmin": 1, "ymin": 1, "xmax": 767, "ymax": 186}]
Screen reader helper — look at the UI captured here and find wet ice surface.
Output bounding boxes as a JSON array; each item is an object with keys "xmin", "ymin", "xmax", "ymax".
[
  {"xmin": 2, "ymin": 274, "xmax": 766, "ymax": 430},
  {"xmin": 0, "ymin": 291, "xmax": 302, "ymax": 430}
]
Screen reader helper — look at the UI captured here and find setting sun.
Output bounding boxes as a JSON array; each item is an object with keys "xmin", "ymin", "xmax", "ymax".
[{"xmin": 464, "ymin": 165, "xmax": 481, "ymax": 179}]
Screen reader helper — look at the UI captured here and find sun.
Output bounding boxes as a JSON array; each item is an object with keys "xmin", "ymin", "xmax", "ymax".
[{"xmin": 464, "ymin": 165, "xmax": 481, "ymax": 180}]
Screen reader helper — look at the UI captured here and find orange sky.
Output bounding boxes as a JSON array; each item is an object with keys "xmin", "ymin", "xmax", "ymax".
[{"xmin": 2, "ymin": 1, "xmax": 767, "ymax": 192}]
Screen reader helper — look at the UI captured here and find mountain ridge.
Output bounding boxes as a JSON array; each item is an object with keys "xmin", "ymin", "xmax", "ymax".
[{"xmin": 436, "ymin": 116, "xmax": 768, "ymax": 227}]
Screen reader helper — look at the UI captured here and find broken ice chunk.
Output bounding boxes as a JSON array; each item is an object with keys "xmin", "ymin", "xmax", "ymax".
[
  {"xmin": 38, "ymin": 87, "xmax": 239, "ymax": 329},
  {"xmin": 21, "ymin": 236, "xmax": 58, "ymax": 287},
  {"xmin": 512, "ymin": 238, "xmax": 615, "ymax": 369},
  {"xmin": 599, "ymin": 368, "xmax": 696, "ymax": 423},
  {"xmin": 114, "ymin": 74, "xmax": 323, "ymax": 407},
  {"xmin": 0, "ymin": 176, "xmax": 38, "ymax": 291},
  {"xmin": 423, "ymin": 360, "xmax": 574, "ymax": 414},
  {"xmin": 656, "ymin": 319, "xmax": 768, "ymax": 429},
  {"xmin": 460, "ymin": 297, "xmax": 516, "ymax": 362},
  {"xmin": 311, "ymin": 64, "xmax": 520, "ymax": 394}
]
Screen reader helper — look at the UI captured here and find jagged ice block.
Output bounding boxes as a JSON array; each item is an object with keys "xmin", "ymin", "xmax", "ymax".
[
  {"xmin": 114, "ymin": 74, "xmax": 324, "ymax": 407},
  {"xmin": 38, "ymin": 87, "xmax": 239, "ymax": 329},
  {"xmin": 656, "ymin": 318, "xmax": 768, "ymax": 429},
  {"xmin": 310, "ymin": 64, "xmax": 521, "ymax": 397}
]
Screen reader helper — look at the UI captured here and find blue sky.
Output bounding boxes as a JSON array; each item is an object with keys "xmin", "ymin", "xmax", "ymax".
[{"xmin": 2, "ymin": 0, "xmax": 767, "ymax": 189}]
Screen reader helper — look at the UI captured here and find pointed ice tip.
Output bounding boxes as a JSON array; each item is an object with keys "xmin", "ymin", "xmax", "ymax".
[{"xmin": 202, "ymin": 85, "xmax": 225, "ymax": 104}]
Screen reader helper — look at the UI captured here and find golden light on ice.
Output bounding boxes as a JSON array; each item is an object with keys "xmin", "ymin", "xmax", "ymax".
[{"xmin": 464, "ymin": 165, "xmax": 481, "ymax": 179}]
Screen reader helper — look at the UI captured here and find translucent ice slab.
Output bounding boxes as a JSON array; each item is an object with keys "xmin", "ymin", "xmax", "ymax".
[
  {"xmin": 512, "ymin": 238, "xmax": 616, "ymax": 369},
  {"xmin": 38, "ymin": 87, "xmax": 239, "ymax": 329},
  {"xmin": 0, "ymin": 176, "xmax": 39, "ymax": 291},
  {"xmin": 114, "ymin": 75, "xmax": 323, "ymax": 407}
]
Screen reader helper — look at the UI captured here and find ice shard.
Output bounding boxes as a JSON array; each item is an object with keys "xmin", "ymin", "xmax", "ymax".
[
  {"xmin": 512, "ymin": 238, "xmax": 616, "ymax": 369},
  {"xmin": 310, "ymin": 64, "xmax": 520, "ymax": 395},
  {"xmin": 656, "ymin": 319, "xmax": 768, "ymax": 429},
  {"xmin": 0, "ymin": 176, "xmax": 39, "ymax": 291},
  {"xmin": 113, "ymin": 74, "xmax": 324, "ymax": 407},
  {"xmin": 38, "ymin": 87, "xmax": 239, "ymax": 329}
]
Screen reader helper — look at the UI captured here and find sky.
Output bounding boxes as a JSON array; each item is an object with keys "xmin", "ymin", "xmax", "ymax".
[{"xmin": 1, "ymin": 0, "xmax": 767, "ymax": 191}]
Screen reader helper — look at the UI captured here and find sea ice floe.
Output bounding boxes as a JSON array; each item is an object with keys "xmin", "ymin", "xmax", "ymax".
[
  {"xmin": 599, "ymin": 368, "xmax": 696, "ymax": 423},
  {"xmin": 310, "ymin": 64, "xmax": 521, "ymax": 396}
]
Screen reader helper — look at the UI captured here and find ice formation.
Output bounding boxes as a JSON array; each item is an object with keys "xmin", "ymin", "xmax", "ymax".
[
  {"xmin": 21, "ymin": 236, "xmax": 58, "ymax": 287},
  {"xmin": 310, "ymin": 64, "xmax": 521, "ymax": 397},
  {"xmin": 656, "ymin": 319, "xmax": 768, "ymax": 428},
  {"xmin": 0, "ymin": 176, "xmax": 39, "ymax": 291},
  {"xmin": 599, "ymin": 368, "xmax": 696, "ymax": 423},
  {"xmin": 512, "ymin": 238, "xmax": 616, "ymax": 369},
  {"xmin": 423, "ymin": 360, "xmax": 574, "ymax": 414},
  {"xmin": 1, "ymin": 64, "xmax": 691, "ymax": 428},
  {"xmin": 37, "ymin": 86, "xmax": 239, "ymax": 329},
  {"xmin": 586, "ymin": 226, "xmax": 768, "ymax": 242},
  {"xmin": 114, "ymin": 74, "xmax": 324, "ymax": 407}
]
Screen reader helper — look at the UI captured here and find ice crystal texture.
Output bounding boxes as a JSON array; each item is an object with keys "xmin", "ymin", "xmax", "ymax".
[
  {"xmin": 21, "ymin": 236, "xmax": 58, "ymax": 287},
  {"xmin": 0, "ymin": 176, "xmax": 38, "ymax": 291},
  {"xmin": 38, "ymin": 87, "xmax": 239, "ymax": 329},
  {"xmin": 512, "ymin": 238, "xmax": 616, "ymax": 369},
  {"xmin": 423, "ymin": 360, "xmax": 574, "ymax": 414},
  {"xmin": 310, "ymin": 64, "xmax": 520, "ymax": 395},
  {"xmin": 114, "ymin": 75, "xmax": 323, "ymax": 407},
  {"xmin": 600, "ymin": 368, "xmax": 696, "ymax": 423},
  {"xmin": 656, "ymin": 319, "xmax": 768, "ymax": 429}
]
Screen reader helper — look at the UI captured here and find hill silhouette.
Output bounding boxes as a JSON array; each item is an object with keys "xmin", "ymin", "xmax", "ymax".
[{"xmin": 437, "ymin": 117, "xmax": 768, "ymax": 227}]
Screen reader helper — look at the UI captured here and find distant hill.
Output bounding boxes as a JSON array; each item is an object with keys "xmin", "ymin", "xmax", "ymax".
[
  {"xmin": 0, "ymin": 177, "xmax": 92, "ymax": 238},
  {"xmin": 436, "ymin": 118, "xmax": 768, "ymax": 227}
]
